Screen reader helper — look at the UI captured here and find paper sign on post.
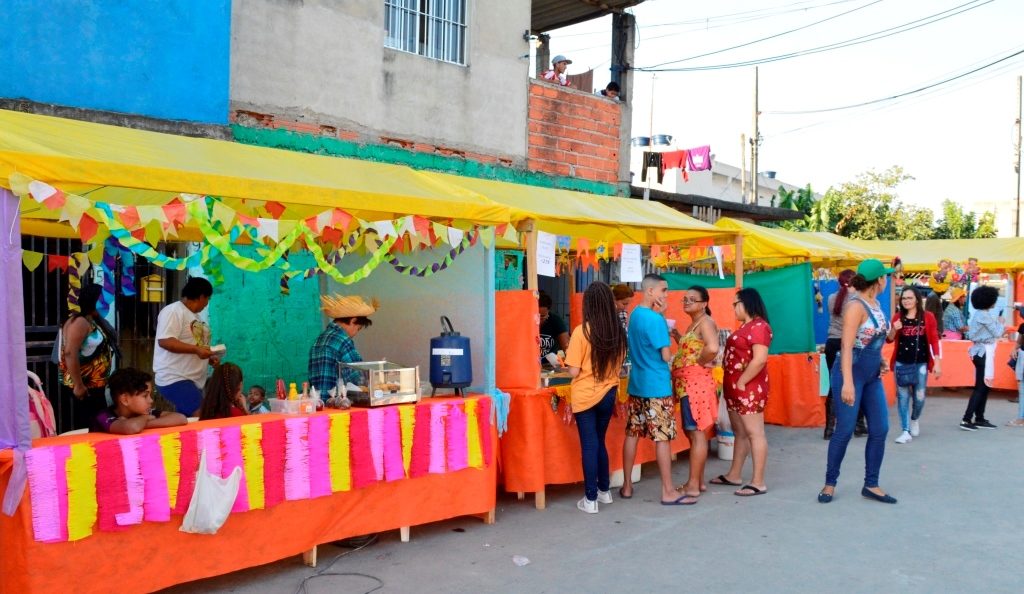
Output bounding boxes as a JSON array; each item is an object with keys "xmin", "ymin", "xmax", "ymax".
[
  {"xmin": 536, "ymin": 230, "xmax": 556, "ymax": 277},
  {"xmin": 620, "ymin": 244, "xmax": 642, "ymax": 282}
]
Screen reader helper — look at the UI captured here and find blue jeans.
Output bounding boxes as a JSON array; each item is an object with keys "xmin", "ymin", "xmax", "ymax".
[
  {"xmin": 894, "ymin": 361, "xmax": 927, "ymax": 431},
  {"xmin": 574, "ymin": 387, "xmax": 617, "ymax": 501},
  {"xmin": 157, "ymin": 379, "xmax": 203, "ymax": 417},
  {"xmin": 826, "ymin": 346, "xmax": 890, "ymax": 488}
]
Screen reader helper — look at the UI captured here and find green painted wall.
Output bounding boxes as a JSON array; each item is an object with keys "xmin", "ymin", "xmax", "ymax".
[
  {"xmin": 209, "ymin": 246, "xmax": 323, "ymax": 392},
  {"xmin": 230, "ymin": 124, "xmax": 622, "ymax": 196}
]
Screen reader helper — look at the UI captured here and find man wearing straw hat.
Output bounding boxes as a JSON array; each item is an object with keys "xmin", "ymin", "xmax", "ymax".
[{"xmin": 308, "ymin": 295, "xmax": 378, "ymax": 397}]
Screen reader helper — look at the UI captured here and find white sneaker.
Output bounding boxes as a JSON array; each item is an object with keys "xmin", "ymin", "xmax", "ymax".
[
  {"xmin": 909, "ymin": 420, "xmax": 920, "ymax": 437},
  {"xmin": 577, "ymin": 497, "xmax": 598, "ymax": 514},
  {"xmin": 894, "ymin": 430, "xmax": 912, "ymax": 444},
  {"xmin": 596, "ymin": 490, "xmax": 613, "ymax": 504}
]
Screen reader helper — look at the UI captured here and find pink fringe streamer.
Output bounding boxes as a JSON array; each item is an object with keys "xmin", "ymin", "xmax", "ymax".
[
  {"xmin": 284, "ymin": 417, "xmax": 310, "ymax": 501},
  {"xmin": 138, "ymin": 435, "xmax": 170, "ymax": 522},
  {"xmin": 382, "ymin": 407, "xmax": 405, "ymax": 482},
  {"xmin": 349, "ymin": 412, "xmax": 377, "ymax": 489},
  {"xmin": 409, "ymin": 405, "xmax": 432, "ymax": 478},
  {"xmin": 477, "ymin": 397, "xmax": 493, "ymax": 466},
  {"xmin": 446, "ymin": 403, "xmax": 469, "ymax": 472},
  {"xmin": 174, "ymin": 431, "xmax": 199, "ymax": 515},
  {"xmin": 115, "ymin": 437, "xmax": 144, "ymax": 526},
  {"xmin": 428, "ymin": 403, "xmax": 447, "ymax": 474},
  {"xmin": 367, "ymin": 408, "xmax": 385, "ymax": 480},
  {"xmin": 220, "ymin": 425, "xmax": 249, "ymax": 512},
  {"xmin": 197, "ymin": 428, "xmax": 223, "ymax": 478},
  {"xmin": 26, "ymin": 447, "xmax": 62, "ymax": 543},
  {"xmin": 53, "ymin": 445, "xmax": 71, "ymax": 540},
  {"xmin": 260, "ymin": 420, "xmax": 286, "ymax": 508},
  {"xmin": 307, "ymin": 415, "xmax": 332, "ymax": 498}
]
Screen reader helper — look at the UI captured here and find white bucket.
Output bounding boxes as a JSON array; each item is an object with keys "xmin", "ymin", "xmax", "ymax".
[{"xmin": 717, "ymin": 430, "xmax": 735, "ymax": 461}]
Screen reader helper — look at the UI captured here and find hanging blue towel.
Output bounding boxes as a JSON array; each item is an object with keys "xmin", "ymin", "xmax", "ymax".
[{"xmin": 818, "ymin": 353, "xmax": 830, "ymax": 396}]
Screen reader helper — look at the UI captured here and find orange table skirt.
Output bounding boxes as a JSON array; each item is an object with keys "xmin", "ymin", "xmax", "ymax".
[
  {"xmin": 0, "ymin": 398, "xmax": 497, "ymax": 594},
  {"xmin": 881, "ymin": 339, "xmax": 1018, "ymax": 391},
  {"xmin": 498, "ymin": 385, "xmax": 697, "ymax": 493},
  {"xmin": 764, "ymin": 353, "xmax": 828, "ymax": 428}
]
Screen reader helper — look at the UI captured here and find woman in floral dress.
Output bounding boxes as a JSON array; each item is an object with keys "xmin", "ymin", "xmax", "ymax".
[{"xmin": 713, "ymin": 288, "xmax": 772, "ymax": 497}]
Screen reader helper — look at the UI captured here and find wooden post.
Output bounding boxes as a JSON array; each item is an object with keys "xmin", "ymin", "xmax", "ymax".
[
  {"xmin": 519, "ymin": 219, "xmax": 539, "ymax": 292},
  {"xmin": 400, "ymin": 526, "xmax": 411, "ymax": 543},
  {"xmin": 534, "ymin": 488, "xmax": 546, "ymax": 510},
  {"xmin": 479, "ymin": 508, "xmax": 496, "ymax": 524},
  {"xmin": 734, "ymin": 234, "xmax": 744, "ymax": 288},
  {"xmin": 302, "ymin": 546, "xmax": 317, "ymax": 568}
]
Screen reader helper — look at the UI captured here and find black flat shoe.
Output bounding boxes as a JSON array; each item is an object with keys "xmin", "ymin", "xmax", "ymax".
[
  {"xmin": 861, "ymin": 487, "xmax": 896, "ymax": 504},
  {"xmin": 817, "ymin": 488, "xmax": 834, "ymax": 503},
  {"xmin": 823, "ymin": 427, "xmax": 834, "ymax": 440}
]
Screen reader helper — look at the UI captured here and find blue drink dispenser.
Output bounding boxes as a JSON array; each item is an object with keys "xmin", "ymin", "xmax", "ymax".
[{"xmin": 430, "ymin": 316, "xmax": 472, "ymax": 396}]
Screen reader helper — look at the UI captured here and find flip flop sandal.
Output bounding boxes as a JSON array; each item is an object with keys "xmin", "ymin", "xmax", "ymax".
[
  {"xmin": 734, "ymin": 484, "xmax": 767, "ymax": 497},
  {"xmin": 660, "ymin": 494, "xmax": 698, "ymax": 506},
  {"xmin": 709, "ymin": 474, "xmax": 743, "ymax": 486},
  {"xmin": 618, "ymin": 487, "xmax": 633, "ymax": 499}
]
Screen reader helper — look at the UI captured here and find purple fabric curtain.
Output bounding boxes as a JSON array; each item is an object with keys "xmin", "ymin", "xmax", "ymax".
[{"xmin": 1, "ymin": 188, "xmax": 30, "ymax": 515}]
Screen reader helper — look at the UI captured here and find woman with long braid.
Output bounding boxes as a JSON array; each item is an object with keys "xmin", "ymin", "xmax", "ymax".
[
  {"xmin": 198, "ymin": 362, "xmax": 249, "ymax": 420},
  {"xmin": 564, "ymin": 282, "xmax": 627, "ymax": 514}
]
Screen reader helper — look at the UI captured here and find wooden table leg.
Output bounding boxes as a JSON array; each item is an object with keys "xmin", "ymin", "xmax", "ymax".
[
  {"xmin": 534, "ymin": 489, "xmax": 546, "ymax": 510},
  {"xmin": 478, "ymin": 508, "xmax": 496, "ymax": 524},
  {"xmin": 516, "ymin": 491, "xmax": 525, "ymax": 501},
  {"xmin": 302, "ymin": 546, "xmax": 317, "ymax": 568},
  {"xmin": 400, "ymin": 526, "xmax": 410, "ymax": 543}
]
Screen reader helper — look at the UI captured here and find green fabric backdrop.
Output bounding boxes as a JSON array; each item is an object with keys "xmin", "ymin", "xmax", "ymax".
[{"xmin": 664, "ymin": 262, "xmax": 814, "ymax": 354}]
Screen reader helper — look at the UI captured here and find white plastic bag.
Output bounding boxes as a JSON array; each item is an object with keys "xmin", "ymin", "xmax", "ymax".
[{"xmin": 180, "ymin": 449, "xmax": 241, "ymax": 535}]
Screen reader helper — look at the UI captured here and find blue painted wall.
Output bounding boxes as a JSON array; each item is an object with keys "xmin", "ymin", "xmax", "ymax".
[{"xmin": 0, "ymin": 0, "xmax": 231, "ymax": 123}]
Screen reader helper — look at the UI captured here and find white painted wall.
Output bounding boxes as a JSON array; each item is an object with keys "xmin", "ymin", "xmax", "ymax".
[{"xmin": 231, "ymin": 0, "xmax": 531, "ymax": 163}]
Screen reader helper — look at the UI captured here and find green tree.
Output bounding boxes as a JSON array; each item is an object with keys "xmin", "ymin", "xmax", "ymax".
[
  {"xmin": 975, "ymin": 211, "xmax": 997, "ymax": 238},
  {"xmin": 932, "ymin": 199, "xmax": 977, "ymax": 239},
  {"xmin": 778, "ymin": 184, "xmax": 817, "ymax": 231},
  {"xmin": 825, "ymin": 166, "xmax": 916, "ymax": 239}
]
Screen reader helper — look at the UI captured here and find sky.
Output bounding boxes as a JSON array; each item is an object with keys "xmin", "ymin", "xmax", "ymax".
[{"xmin": 542, "ymin": 0, "xmax": 1023, "ymax": 227}]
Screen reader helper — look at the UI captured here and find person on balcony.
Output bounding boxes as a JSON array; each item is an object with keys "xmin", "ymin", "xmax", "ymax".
[{"xmin": 541, "ymin": 55, "xmax": 572, "ymax": 87}]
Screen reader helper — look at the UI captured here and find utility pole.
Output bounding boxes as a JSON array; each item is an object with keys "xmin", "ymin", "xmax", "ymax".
[
  {"xmin": 740, "ymin": 133, "xmax": 747, "ymax": 202},
  {"xmin": 751, "ymin": 66, "xmax": 760, "ymax": 205},
  {"xmin": 643, "ymin": 73, "xmax": 655, "ymax": 201},
  {"xmin": 1015, "ymin": 74, "xmax": 1021, "ymax": 237}
]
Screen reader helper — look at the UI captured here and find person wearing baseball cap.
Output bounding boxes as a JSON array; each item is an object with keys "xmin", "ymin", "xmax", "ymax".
[
  {"xmin": 820, "ymin": 258, "xmax": 898, "ymax": 505},
  {"xmin": 541, "ymin": 54, "xmax": 572, "ymax": 86}
]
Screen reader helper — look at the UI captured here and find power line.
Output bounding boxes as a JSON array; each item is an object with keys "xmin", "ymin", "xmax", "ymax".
[
  {"xmin": 634, "ymin": 0, "xmax": 994, "ymax": 72},
  {"xmin": 765, "ymin": 46, "xmax": 1024, "ymax": 115},
  {"xmin": 643, "ymin": 0, "xmax": 885, "ymax": 69}
]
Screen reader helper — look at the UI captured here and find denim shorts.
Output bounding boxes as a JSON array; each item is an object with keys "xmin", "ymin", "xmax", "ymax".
[{"xmin": 679, "ymin": 396, "xmax": 698, "ymax": 431}]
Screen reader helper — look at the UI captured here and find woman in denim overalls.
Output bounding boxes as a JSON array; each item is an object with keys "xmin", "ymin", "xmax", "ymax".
[{"xmin": 818, "ymin": 259, "xmax": 898, "ymax": 504}]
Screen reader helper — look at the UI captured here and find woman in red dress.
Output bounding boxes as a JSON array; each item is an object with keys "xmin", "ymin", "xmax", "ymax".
[{"xmin": 711, "ymin": 288, "xmax": 772, "ymax": 497}]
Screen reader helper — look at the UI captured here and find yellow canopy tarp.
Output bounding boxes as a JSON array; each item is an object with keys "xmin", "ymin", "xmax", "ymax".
[
  {"xmin": 426, "ymin": 172, "xmax": 737, "ymax": 246},
  {"xmin": 0, "ymin": 108, "xmax": 511, "ymax": 225},
  {"xmin": 714, "ymin": 218, "xmax": 896, "ymax": 268},
  {"xmin": 854, "ymin": 238, "xmax": 1024, "ymax": 272}
]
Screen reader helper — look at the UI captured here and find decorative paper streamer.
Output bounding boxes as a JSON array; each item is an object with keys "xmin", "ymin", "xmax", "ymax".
[
  {"xmin": 382, "ymin": 407, "xmax": 406, "ymax": 482},
  {"xmin": 95, "ymin": 203, "xmax": 208, "ymax": 271},
  {"xmin": 465, "ymin": 399, "xmax": 483, "ymax": 469},
  {"xmin": 67, "ymin": 252, "xmax": 88, "ymax": 314},
  {"xmin": 159, "ymin": 433, "xmax": 181, "ymax": 511},
  {"xmin": 52, "ymin": 445, "xmax": 71, "ymax": 541},
  {"xmin": 329, "ymin": 413, "xmax": 352, "ymax": 492},
  {"xmin": 138, "ymin": 435, "xmax": 171, "ymax": 522},
  {"xmin": 21, "ymin": 249, "xmax": 44, "ymax": 271},
  {"xmin": 478, "ymin": 398, "xmax": 493, "ymax": 465},
  {"xmin": 26, "ymin": 448, "xmax": 62, "ymax": 543},
  {"xmin": 65, "ymin": 442, "xmax": 97, "ymax": 541},
  {"xmin": 349, "ymin": 412, "xmax": 377, "ymax": 489},
  {"xmin": 409, "ymin": 404, "xmax": 432, "ymax": 478},
  {"xmin": 428, "ymin": 403, "xmax": 447, "ymax": 474},
  {"xmin": 367, "ymin": 408, "xmax": 385, "ymax": 480},
  {"xmin": 446, "ymin": 403, "xmax": 469, "ymax": 472},
  {"xmin": 173, "ymin": 431, "xmax": 199, "ymax": 515},
  {"xmin": 261, "ymin": 420, "xmax": 286, "ymax": 508},
  {"xmin": 198, "ymin": 428, "xmax": 223, "ymax": 478},
  {"xmin": 220, "ymin": 425, "xmax": 249, "ymax": 513},
  {"xmin": 304, "ymin": 229, "xmax": 396, "ymax": 284},
  {"xmin": 387, "ymin": 228, "xmax": 475, "ymax": 277},
  {"xmin": 115, "ymin": 437, "xmax": 145, "ymax": 526},
  {"xmin": 283, "ymin": 417, "xmax": 311, "ymax": 501},
  {"xmin": 241, "ymin": 423, "xmax": 265, "ymax": 509},
  {"xmin": 399, "ymin": 405, "xmax": 416, "ymax": 475},
  {"xmin": 94, "ymin": 440, "xmax": 129, "ymax": 532},
  {"xmin": 307, "ymin": 415, "xmax": 333, "ymax": 499}
]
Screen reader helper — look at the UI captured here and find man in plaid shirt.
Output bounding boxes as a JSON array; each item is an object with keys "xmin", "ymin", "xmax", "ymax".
[{"xmin": 308, "ymin": 295, "xmax": 377, "ymax": 396}]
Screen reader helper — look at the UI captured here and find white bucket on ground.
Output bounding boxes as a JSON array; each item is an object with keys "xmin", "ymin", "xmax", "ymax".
[
  {"xmin": 609, "ymin": 464, "xmax": 642, "ymax": 488},
  {"xmin": 717, "ymin": 430, "xmax": 735, "ymax": 461}
]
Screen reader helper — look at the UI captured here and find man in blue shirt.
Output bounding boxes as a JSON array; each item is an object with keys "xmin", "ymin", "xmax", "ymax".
[
  {"xmin": 308, "ymin": 295, "xmax": 377, "ymax": 397},
  {"xmin": 620, "ymin": 274, "xmax": 691, "ymax": 505}
]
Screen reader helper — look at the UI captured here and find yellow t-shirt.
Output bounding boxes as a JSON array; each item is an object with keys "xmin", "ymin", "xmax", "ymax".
[{"xmin": 564, "ymin": 324, "xmax": 623, "ymax": 413}]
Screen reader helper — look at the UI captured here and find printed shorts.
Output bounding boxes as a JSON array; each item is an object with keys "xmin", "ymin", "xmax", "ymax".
[{"xmin": 626, "ymin": 395, "xmax": 677, "ymax": 442}]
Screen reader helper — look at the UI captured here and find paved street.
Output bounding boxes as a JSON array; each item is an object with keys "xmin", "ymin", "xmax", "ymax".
[{"xmin": 163, "ymin": 390, "xmax": 1022, "ymax": 593}]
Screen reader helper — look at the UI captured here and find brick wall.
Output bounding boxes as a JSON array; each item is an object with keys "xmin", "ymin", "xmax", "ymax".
[
  {"xmin": 527, "ymin": 81, "xmax": 621, "ymax": 183},
  {"xmin": 209, "ymin": 245, "xmax": 323, "ymax": 392}
]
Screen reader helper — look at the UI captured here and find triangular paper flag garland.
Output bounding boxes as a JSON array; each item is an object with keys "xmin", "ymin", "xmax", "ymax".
[
  {"xmin": 480, "ymin": 227, "xmax": 494, "ymax": 248},
  {"xmin": 331, "ymin": 209, "xmax": 352, "ymax": 230},
  {"xmin": 447, "ymin": 227, "xmax": 464, "ymax": 247},
  {"xmin": 119, "ymin": 206, "xmax": 140, "ymax": 230},
  {"xmin": 211, "ymin": 201, "xmax": 236, "ymax": 230},
  {"xmin": 255, "ymin": 218, "xmax": 280, "ymax": 243},
  {"xmin": 136, "ymin": 205, "xmax": 166, "ymax": 226},
  {"xmin": 22, "ymin": 250, "xmax": 44, "ymax": 271},
  {"xmin": 264, "ymin": 201, "xmax": 286, "ymax": 220}
]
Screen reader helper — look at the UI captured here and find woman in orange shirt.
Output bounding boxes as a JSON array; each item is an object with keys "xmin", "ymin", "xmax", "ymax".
[{"xmin": 564, "ymin": 282, "xmax": 627, "ymax": 514}]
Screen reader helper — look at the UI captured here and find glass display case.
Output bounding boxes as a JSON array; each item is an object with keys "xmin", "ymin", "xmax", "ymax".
[{"xmin": 340, "ymin": 360, "xmax": 421, "ymax": 406}]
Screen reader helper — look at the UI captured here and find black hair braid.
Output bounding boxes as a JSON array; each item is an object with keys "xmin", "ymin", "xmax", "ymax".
[{"xmin": 581, "ymin": 282, "xmax": 627, "ymax": 381}]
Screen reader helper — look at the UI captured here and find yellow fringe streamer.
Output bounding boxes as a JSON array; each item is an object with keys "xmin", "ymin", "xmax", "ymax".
[
  {"xmin": 465, "ymin": 399, "xmax": 483, "ymax": 468},
  {"xmin": 399, "ymin": 405, "xmax": 416, "ymax": 475},
  {"xmin": 329, "ymin": 413, "xmax": 351, "ymax": 492},
  {"xmin": 159, "ymin": 433, "xmax": 181, "ymax": 510},
  {"xmin": 241, "ymin": 423, "xmax": 265, "ymax": 510},
  {"xmin": 65, "ymin": 443, "xmax": 97, "ymax": 541}
]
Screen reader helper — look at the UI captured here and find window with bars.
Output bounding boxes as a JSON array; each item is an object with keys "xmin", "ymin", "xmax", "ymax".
[{"xmin": 384, "ymin": 0, "xmax": 467, "ymax": 65}]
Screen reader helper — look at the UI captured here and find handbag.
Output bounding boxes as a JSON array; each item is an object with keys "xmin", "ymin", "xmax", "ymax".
[{"xmin": 894, "ymin": 315, "xmax": 921, "ymax": 387}]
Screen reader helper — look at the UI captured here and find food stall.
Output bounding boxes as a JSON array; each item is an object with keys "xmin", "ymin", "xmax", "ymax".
[
  {"xmin": 0, "ymin": 109, "xmax": 508, "ymax": 593},
  {"xmin": 428, "ymin": 172, "xmax": 742, "ymax": 508}
]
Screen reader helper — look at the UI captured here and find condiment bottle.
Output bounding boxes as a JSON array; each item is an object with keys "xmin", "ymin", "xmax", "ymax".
[{"xmin": 288, "ymin": 382, "xmax": 298, "ymax": 400}]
